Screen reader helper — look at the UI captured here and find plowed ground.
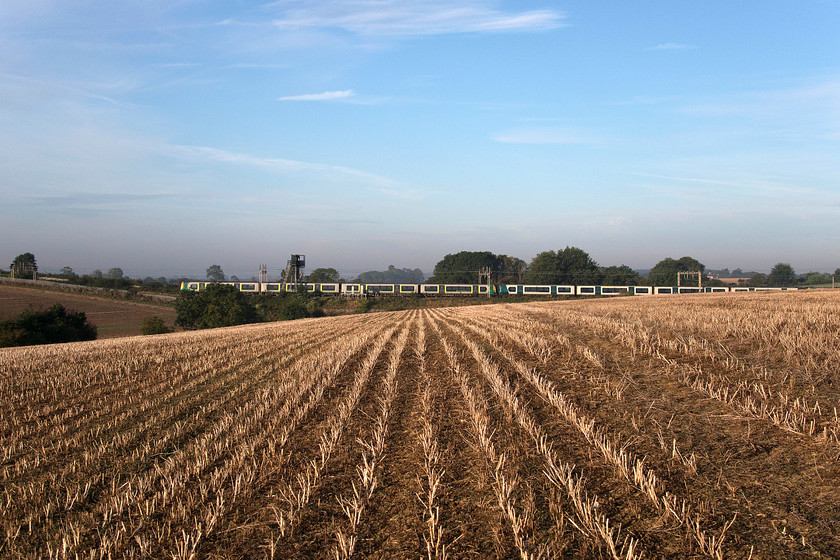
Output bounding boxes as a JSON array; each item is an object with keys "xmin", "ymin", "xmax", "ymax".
[{"xmin": 2, "ymin": 291, "xmax": 840, "ymax": 559}]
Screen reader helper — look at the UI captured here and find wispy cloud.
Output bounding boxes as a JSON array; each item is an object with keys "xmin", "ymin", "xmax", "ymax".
[
  {"xmin": 162, "ymin": 144, "xmax": 396, "ymax": 186},
  {"xmin": 278, "ymin": 89, "xmax": 354, "ymax": 101},
  {"xmin": 266, "ymin": 0, "xmax": 565, "ymax": 36},
  {"xmin": 647, "ymin": 42, "xmax": 696, "ymax": 51}
]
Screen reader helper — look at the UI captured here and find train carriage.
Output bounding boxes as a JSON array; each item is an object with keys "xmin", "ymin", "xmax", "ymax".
[
  {"xmin": 600, "ymin": 286, "xmax": 633, "ymax": 296},
  {"xmin": 341, "ymin": 283, "xmax": 363, "ymax": 296}
]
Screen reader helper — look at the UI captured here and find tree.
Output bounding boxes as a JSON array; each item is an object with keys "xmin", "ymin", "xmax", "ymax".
[
  {"xmin": 61, "ymin": 266, "xmax": 75, "ymax": 276},
  {"xmin": 90, "ymin": 269, "xmax": 103, "ymax": 279},
  {"xmin": 429, "ymin": 251, "xmax": 501, "ymax": 284},
  {"xmin": 10, "ymin": 252, "xmax": 37, "ymax": 279},
  {"xmin": 600, "ymin": 265, "xmax": 641, "ymax": 285},
  {"xmin": 106, "ymin": 267, "xmax": 124, "ymax": 279},
  {"xmin": 803, "ymin": 272, "xmax": 831, "ymax": 285},
  {"xmin": 497, "ymin": 255, "xmax": 527, "ymax": 284},
  {"xmin": 306, "ymin": 267, "xmax": 341, "ymax": 283},
  {"xmin": 355, "ymin": 265, "xmax": 425, "ymax": 283},
  {"xmin": 768, "ymin": 263, "xmax": 797, "ymax": 286},
  {"xmin": 525, "ymin": 247, "xmax": 602, "ymax": 285},
  {"xmin": 206, "ymin": 264, "xmax": 225, "ymax": 282},
  {"xmin": 648, "ymin": 256, "xmax": 705, "ymax": 286},
  {"xmin": 175, "ymin": 284, "xmax": 259, "ymax": 330},
  {"xmin": 748, "ymin": 273, "xmax": 769, "ymax": 287},
  {"xmin": 0, "ymin": 304, "xmax": 97, "ymax": 347},
  {"xmin": 141, "ymin": 316, "xmax": 172, "ymax": 335}
]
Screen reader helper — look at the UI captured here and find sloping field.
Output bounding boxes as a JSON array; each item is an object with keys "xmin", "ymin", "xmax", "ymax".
[
  {"xmin": 2, "ymin": 291, "xmax": 840, "ymax": 559},
  {"xmin": 0, "ymin": 285, "xmax": 177, "ymax": 338}
]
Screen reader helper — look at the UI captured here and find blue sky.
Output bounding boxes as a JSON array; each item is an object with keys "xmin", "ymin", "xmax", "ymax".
[{"xmin": 2, "ymin": 1, "xmax": 839, "ymax": 280}]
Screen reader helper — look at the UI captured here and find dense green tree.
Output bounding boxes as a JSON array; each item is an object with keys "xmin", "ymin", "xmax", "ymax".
[
  {"xmin": 61, "ymin": 266, "xmax": 75, "ymax": 276},
  {"xmin": 175, "ymin": 284, "xmax": 259, "ymax": 330},
  {"xmin": 206, "ymin": 264, "xmax": 225, "ymax": 282},
  {"xmin": 768, "ymin": 263, "xmax": 797, "ymax": 286},
  {"xmin": 0, "ymin": 304, "xmax": 97, "ymax": 347},
  {"xmin": 525, "ymin": 247, "xmax": 602, "ymax": 285},
  {"xmin": 600, "ymin": 265, "xmax": 641, "ymax": 285},
  {"xmin": 497, "ymin": 255, "xmax": 527, "ymax": 284},
  {"xmin": 648, "ymin": 256, "xmax": 705, "ymax": 286},
  {"xmin": 10, "ymin": 252, "xmax": 37, "ymax": 279},
  {"xmin": 429, "ymin": 251, "xmax": 501, "ymax": 284},
  {"xmin": 803, "ymin": 272, "xmax": 832, "ymax": 285},
  {"xmin": 748, "ymin": 273, "xmax": 769, "ymax": 287},
  {"xmin": 141, "ymin": 316, "xmax": 172, "ymax": 335},
  {"xmin": 90, "ymin": 269, "xmax": 103, "ymax": 279},
  {"xmin": 355, "ymin": 265, "xmax": 425, "ymax": 283},
  {"xmin": 106, "ymin": 267, "xmax": 124, "ymax": 279},
  {"xmin": 306, "ymin": 267, "xmax": 341, "ymax": 283}
]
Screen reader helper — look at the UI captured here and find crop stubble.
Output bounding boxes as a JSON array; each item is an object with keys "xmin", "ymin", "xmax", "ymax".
[{"xmin": 2, "ymin": 291, "xmax": 839, "ymax": 559}]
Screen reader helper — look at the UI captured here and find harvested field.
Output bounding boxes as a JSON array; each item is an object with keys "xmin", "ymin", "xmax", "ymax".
[
  {"xmin": 2, "ymin": 291, "xmax": 840, "ymax": 559},
  {"xmin": 0, "ymin": 285, "xmax": 177, "ymax": 338}
]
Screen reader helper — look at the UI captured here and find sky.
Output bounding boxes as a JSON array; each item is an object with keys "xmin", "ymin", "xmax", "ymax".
[{"xmin": 2, "ymin": 1, "xmax": 839, "ymax": 280}]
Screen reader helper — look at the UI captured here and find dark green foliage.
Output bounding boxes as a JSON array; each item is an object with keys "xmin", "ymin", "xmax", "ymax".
[
  {"xmin": 175, "ymin": 284, "xmax": 259, "ymax": 330},
  {"xmin": 10, "ymin": 252, "xmax": 37, "ymax": 279},
  {"xmin": 768, "ymin": 263, "xmax": 797, "ymax": 286},
  {"xmin": 648, "ymin": 256, "xmax": 705, "ymax": 286},
  {"xmin": 206, "ymin": 265, "xmax": 225, "ymax": 282},
  {"xmin": 802, "ymin": 272, "xmax": 831, "ymax": 285},
  {"xmin": 306, "ymin": 267, "xmax": 341, "ymax": 282},
  {"xmin": 141, "ymin": 316, "xmax": 172, "ymax": 335},
  {"xmin": 75, "ymin": 274, "xmax": 134, "ymax": 290},
  {"xmin": 747, "ymin": 273, "xmax": 769, "ymax": 287},
  {"xmin": 0, "ymin": 304, "xmax": 97, "ymax": 347},
  {"xmin": 599, "ymin": 265, "xmax": 641, "ymax": 285},
  {"xmin": 253, "ymin": 293, "xmax": 325, "ymax": 322},
  {"xmin": 497, "ymin": 255, "xmax": 527, "ymax": 284},
  {"xmin": 354, "ymin": 265, "xmax": 425, "ymax": 283},
  {"xmin": 525, "ymin": 247, "xmax": 603, "ymax": 285},
  {"xmin": 429, "ymin": 251, "xmax": 501, "ymax": 284}
]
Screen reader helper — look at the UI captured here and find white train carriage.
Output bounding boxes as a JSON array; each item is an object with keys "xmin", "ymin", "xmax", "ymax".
[
  {"xmin": 600, "ymin": 286, "xmax": 633, "ymax": 296},
  {"xmin": 677, "ymin": 287, "xmax": 702, "ymax": 294},
  {"xmin": 397, "ymin": 284, "xmax": 419, "ymax": 294},
  {"xmin": 341, "ymin": 283, "xmax": 363, "ymax": 296},
  {"xmin": 419, "ymin": 284, "xmax": 484, "ymax": 295},
  {"xmin": 505, "ymin": 285, "xmax": 574, "ymax": 295},
  {"xmin": 363, "ymin": 283, "xmax": 396, "ymax": 295},
  {"xmin": 420, "ymin": 284, "xmax": 441, "ymax": 295},
  {"xmin": 444, "ymin": 284, "xmax": 478, "ymax": 295}
]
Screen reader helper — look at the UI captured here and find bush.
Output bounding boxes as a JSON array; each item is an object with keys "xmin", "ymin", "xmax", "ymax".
[
  {"xmin": 0, "ymin": 304, "xmax": 97, "ymax": 347},
  {"xmin": 141, "ymin": 316, "xmax": 172, "ymax": 335},
  {"xmin": 175, "ymin": 284, "xmax": 260, "ymax": 330}
]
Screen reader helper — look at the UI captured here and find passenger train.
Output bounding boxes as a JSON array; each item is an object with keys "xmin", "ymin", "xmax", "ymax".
[{"xmin": 180, "ymin": 281, "xmax": 801, "ymax": 296}]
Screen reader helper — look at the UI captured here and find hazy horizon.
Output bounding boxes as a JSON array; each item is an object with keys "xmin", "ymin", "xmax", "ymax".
[{"xmin": 3, "ymin": 1, "xmax": 839, "ymax": 277}]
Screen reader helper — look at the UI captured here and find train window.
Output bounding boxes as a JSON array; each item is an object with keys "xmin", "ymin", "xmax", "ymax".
[
  {"xmin": 423, "ymin": 285, "xmax": 439, "ymax": 293},
  {"xmin": 241, "ymin": 284, "xmax": 257, "ymax": 291},
  {"xmin": 321, "ymin": 285, "xmax": 337, "ymax": 291},
  {"xmin": 580, "ymin": 287, "xmax": 595, "ymax": 294},
  {"xmin": 557, "ymin": 286, "xmax": 573, "ymax": 293},
  {"xmin": 524, "ymin": 286, "xmax": 550, "ymax": 293},
  {"xmin": 445, "ymin": 285, "xmax": 473, "ymax": 293}
]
